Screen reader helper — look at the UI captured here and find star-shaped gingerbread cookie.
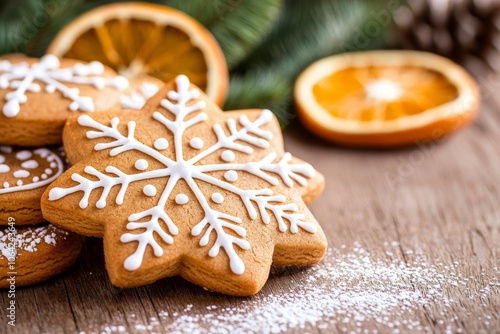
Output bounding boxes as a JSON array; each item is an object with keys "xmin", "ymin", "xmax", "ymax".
[{"xmin": 41, "ymin": 75, "xmax": 326, "ymax": 296}]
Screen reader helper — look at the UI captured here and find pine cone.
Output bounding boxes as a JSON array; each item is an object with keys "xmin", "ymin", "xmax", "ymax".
[{"xmin": 393, "ymin": 0, "xmax": 500, "ymax": 74}]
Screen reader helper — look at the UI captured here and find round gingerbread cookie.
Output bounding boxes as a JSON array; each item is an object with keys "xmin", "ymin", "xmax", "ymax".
[
  {"xmin": 0, "ymin": 146, "xmax": 65, "ymax": 226},
  {"xmin": 42, "ymin": 75, "xmax": 327, "ymax": 296},
  {"xmin": 0, "ymin": 54, "xmax": 128, "ymax": 146},
  {"xmin": 0, "ymin": 223, "xmax": 82, "ymax": 288}
]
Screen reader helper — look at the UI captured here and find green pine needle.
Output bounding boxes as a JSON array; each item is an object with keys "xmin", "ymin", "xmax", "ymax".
[
  {"xmin": 0, "ymin": 0, "xmax": 102, "ymax": 56},
  {"xmin": 225, "ymin": 0, "xmax": 392, "ymax": 126},
  {"xmin": 225, "ymin": 70, "xmax": 293, "ymax": 126},
  {"xmin": 0, "ymin": 0, "xmax": 396, "ymax": 128},
  {"xmin": 26, "ymin": 0, "xmax": 90, "ymax": 56},
  {"xmin": 0, "ymin": 0, "xmax": 48, "ymax": 54},
  {"xmin": 236, "ymin": 0, "xmax": 388, "ymax": 73},
  {"xmin": 20, "ymin": 0, "xmax": 282, "ymax": 70},
  {"xmin": 164, "ymin": 0, "xmax": 283, "ymax": 69}
]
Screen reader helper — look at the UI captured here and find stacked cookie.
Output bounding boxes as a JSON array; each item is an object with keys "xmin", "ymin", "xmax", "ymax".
[
  {"xmin": 1, "ymin": 53, "xmax": 327, "ymax": 295},
  {"xmin": 0, "ymin": 54, "xmax": 129, "ymax": 287}
]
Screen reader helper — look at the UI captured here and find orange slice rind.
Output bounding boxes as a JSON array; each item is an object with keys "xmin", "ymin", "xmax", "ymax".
[
  {"xmin": 295, "ymin": 50, "xmax": 480, "ymax": 147},
  {"xmin": 47, "ymin": 2, "xmax": 228, "ymax": 106}
]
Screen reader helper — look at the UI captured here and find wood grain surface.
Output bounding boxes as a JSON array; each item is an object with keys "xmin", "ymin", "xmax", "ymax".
[{"xmin": 2, "ymin": 96, "xmax": 500, "ymax": 333}]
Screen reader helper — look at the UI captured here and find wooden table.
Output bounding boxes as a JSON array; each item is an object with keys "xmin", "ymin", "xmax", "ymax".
[{"xmin": 2, "ymin": 95, "xmax": 500, "ymax": 333}]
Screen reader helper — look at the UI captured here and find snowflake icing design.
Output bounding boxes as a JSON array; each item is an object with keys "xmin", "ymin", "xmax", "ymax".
[
  {"xmin": 49, "ymin": 75, "xmax": 318, "ymax": 275},
  {"xmin": 0, "ymin": 54, "xmax": 128, "ymax": 118}
]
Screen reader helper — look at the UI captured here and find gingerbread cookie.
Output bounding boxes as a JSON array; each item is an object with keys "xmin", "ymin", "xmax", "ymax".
[
  {"xmin": 42, "ymin": 75, "xmax": 327, "ymax": 296},
  {"xmin": 0, "ymin": 54, "xmax": 128, "ymax": 146},
  {"xmin": 0, "ymin": 223, "xmax": 82, "ymax": 288},
  {"xmin": 120, "ymin": 77, "xmax": 163, "ymax": 110},
  {"xmin": 0, "ymin": 146, "xmax": 65, "ymax": 226}
]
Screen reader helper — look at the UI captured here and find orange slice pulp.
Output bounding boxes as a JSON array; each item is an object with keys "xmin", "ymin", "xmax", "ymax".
[
  {"xmin": 47, "ymin": 2, "xmax": 228, "ymax": 105},
  {"xmin": 295, "ymin": 51, "xmax": 480, "ymax": 147}
]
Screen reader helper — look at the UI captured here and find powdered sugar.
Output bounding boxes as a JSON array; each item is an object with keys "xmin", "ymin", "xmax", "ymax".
[
  {"xmin": 0, "ymin": 224, "xmax": 67, "ymax": 259},
  {"xmin": 100, "ymin": 325, "xmax": 126, "ymax": 333},
  {"xmin": 97, "ymin": 242, "xmax": 499, "ymax": 333}
]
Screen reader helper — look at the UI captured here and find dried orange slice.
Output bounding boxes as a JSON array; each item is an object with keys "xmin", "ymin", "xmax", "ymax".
[
  {"xmin": 294, "ymin": 51, "xmax": 480, "ymax": 147},
  {"xmin": 47, "ymin": 2, "xmax": 228, "ymax": 105}
]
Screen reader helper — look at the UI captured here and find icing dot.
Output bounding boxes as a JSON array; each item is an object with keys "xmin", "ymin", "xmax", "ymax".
[
  {"xmin": 32, "ymin": 176, "xmax": 39, "ymax": 182},
  {"xmin": 21, "ymin": 160, "xmax": 39, "ymax": 169},
  {"xmin": 212, "ymin": 192, "xmax": 224, "ymax": 204},
  {"xmin": 221, "ymin": 150, "xmax": 235, "ymax": 162},
  {"xmin": 16, "ymin": 150, "xmax": 32, "ymax": 160},
  {"xmin": 2, "ymin": 100, "xmax": 19, "ymax": 117},
  {"xmin": 189, "ymin": 137, "xmax": 204, "ymax": 149},
  {"xmin": 224, "ymin": 170, "xmax": 238, "ymax": 182},
  {"xmin": 140, "ymin": 82, "xmax": 159, "ymax": 99},
  {"xmin": 175, "ymin": 194, "xmax": 189, "ymax": 205},
  {"xmin": 13, "ymin": 170, "xmax": 30, "ymax": 178},
  {"xmin": 0, "ymin": 155, "xmax": 4, "ymax": 164},
  {"xmin": 135, "ymin": 159, "xmax": 149, "ymax": 171},
  {"xmin": 50, "ymin": 162, "xmax": 57, "ymax": 168},
  {"xmin": 41, "ymin": 174, "xmax": 47, "ymax": 180},
  {"xmin": 0, "ymin": 164, "xmax": 9, "ymax": 173},
  {"xmin": 3, "ymin": 182, "xmax": 9, "ymax": 188},
  {"xmin": 154, "ymin": 138, "xmax": 169, "ymax": 150},
  {"xmin": 16, "ymin": 180, "xmax": 23, "ymax": 186},
  {"xmin": 45, "ymin": 168, "xmax": 53, "ymax": 175},
  {"xmin": 143, "ymin": 184, "xmax": 157, "ymax": 197}
]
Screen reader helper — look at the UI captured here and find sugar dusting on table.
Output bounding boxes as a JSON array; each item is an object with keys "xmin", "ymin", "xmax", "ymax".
[{"xmin": 98, "ymin": 242, "xmax": 499, "ymax": 334}]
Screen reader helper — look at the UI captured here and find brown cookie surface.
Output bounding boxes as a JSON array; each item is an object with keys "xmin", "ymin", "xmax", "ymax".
[
  {"xmin": 0, "ymin": 223, "xmax": 82, "ymax": 288},
  {"xmin": 0, "ymin": 146, "xmax": 66, "ymax": 225},
  {"xmin": 0, "ymin": 55, "xmax": 128, "ymax": 146},
  {"xmin": 42, "ymin": 75, "xmax": 327, "ymax": 296}
]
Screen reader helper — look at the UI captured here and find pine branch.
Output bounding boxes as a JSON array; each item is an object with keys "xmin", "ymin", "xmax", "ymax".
[
  {"xmin": 0, "ymin": 0, "xmax": 395, "ymax": 129},
  {"xmin": 0, "ymin": 0, "xmax": 48, "ymax": 54},
  {"xmin": 235, "ymin": 0, "xmax": 389, "ymax": 73},
  {"xmin": 20, "ymin": 0, "xmax": 283, "ymax": 69},
  {"xmin": 224, "ymin": 70, "xmax": 293, "ymax": 126},
  {"xmin": 226, "ymin": 0, "xmax": 392, "ymax": 126},
  {"xmin": 164, "ymin": 0, "xmax": 284, "ymax": 69},
  {"xmin": 28, "ymin": 0, "xmax": 113, "ymax": 56}
]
